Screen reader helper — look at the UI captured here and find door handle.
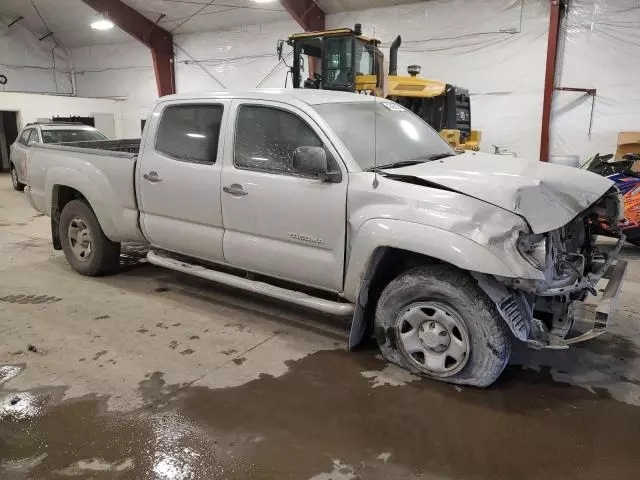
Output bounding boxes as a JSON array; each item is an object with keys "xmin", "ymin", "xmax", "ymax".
[
  {"xmin": 143, "ymin": 171, "xmax": 162, "ymax": 183},
  {"xmin": 223, "ymin": 184, "xmax": 248, "ymax": 196}
]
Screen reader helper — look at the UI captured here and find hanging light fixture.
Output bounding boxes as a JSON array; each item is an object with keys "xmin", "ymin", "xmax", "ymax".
[{"xmin": 90, "ymin": 14, "xmax": 114, "ymax": 30}]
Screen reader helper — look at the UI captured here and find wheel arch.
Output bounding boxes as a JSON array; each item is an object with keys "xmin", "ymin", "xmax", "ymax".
[
  {"xmin": 46, "ymin": 168, "xmax": 120, "ymax": 247},
  {"xmin": 345, "ymin": 219, "xmax": 519, "ymax": 349},
  {"xmin": 50, "ymin": 185, "xmax": 90, "ymax": 250}
]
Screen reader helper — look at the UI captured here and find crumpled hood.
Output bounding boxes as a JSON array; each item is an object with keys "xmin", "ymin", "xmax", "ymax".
[{"xmin": 384, "ymin": 151, "xmax": 614, "ymax": 233}]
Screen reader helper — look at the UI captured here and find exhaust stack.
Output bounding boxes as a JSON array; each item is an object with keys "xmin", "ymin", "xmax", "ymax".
[{"xmin": 388, "ymin": 35, "xmax": 401, "ymax": 76}]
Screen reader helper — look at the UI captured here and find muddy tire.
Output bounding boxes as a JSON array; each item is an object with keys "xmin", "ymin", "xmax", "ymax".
[
  {"xmin": 374, "ymin": 264, "xmax": 511, "ymax": 387},
  {"xmin": 59, "ymin": 199, "xmax": 120, "ymax": 276},
  {"xmin": 10, "ymin": 164, "xmax": 24, "ymax": 191}
]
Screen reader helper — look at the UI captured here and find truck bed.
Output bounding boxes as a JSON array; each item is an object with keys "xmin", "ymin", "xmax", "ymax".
[
  {"xmin": 25, "ymin": 140, "xmax": 145, "ymax": 243},
  {"xmin": 57, "ymin": 138, "xmax": 141, "ymax": 154}
]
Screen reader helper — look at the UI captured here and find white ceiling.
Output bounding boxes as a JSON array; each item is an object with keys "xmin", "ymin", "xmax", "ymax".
[{"xmin": 0, "ymin": 0, "xmax": 419, "ymax": 48}]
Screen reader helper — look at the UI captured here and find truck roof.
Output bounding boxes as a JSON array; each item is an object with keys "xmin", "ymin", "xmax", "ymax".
[{"xmin": 160, "ymin": 89, "xmax": 378, "ymax": 106}]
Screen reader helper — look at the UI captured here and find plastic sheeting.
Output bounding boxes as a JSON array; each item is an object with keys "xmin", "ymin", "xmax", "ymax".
[
  {"xmin": 72, "ymin": 42, "xmax": 156, "ymax": 137},
  {"xmin": 0, "ymin": 22, "xmax": 72, "ymax": 95},
  {"xmin": 331, "ymin": 0, "xmax": 640, "ymax": 161},
  {"xmin": 68, "ymin": 0, "xmax": 640, "ymax": 159},
  {"xmin": 329, "ymin": 0, "xmax": 550, "ymax": 160},
  {"xmin": 72, "ymin": 19, "xmax": 299, "ymax": 138},
  {"xmin": 552, "ymin": 0, "xmax": 640, "ymax": 160}
]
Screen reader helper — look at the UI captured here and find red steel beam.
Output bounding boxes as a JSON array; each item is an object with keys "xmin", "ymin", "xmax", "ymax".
[
  {"xmin": 539, "ymin": 0, "xmax": 565, "ymax": 162},
  {"xmin": 279, "ymin": 0, "xmax": 325, "ymax": 32},
  {"xmin": 81, "ymin": 0, "xmax": 175, "ymax": 96}
]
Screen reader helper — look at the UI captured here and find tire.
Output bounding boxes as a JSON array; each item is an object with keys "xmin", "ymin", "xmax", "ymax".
[
  {"xmin": 59, "ymin": 199, "xmax": 121, "ymax": 276},
  {"xmin": 10, "ymin": 164, "xmax": 24, "ymax": 191},
  {"xmin": 374, "ymin": 264, "xmax": 511, "ymax": 387}
]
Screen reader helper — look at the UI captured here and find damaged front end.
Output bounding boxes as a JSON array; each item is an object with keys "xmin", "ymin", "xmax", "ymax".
[{"xmin": 475, "ymin": 187, "xmax": 628, "ymax": 349}]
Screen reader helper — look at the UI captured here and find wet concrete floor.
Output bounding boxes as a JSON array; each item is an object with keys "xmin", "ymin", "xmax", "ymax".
[
  {"xmin": 2, "ymin": 174, "xmax": 640, "ymax": 479},
  {"xmin": 3, "ymin": 350, "xmax": 640, "ymax": 480}
]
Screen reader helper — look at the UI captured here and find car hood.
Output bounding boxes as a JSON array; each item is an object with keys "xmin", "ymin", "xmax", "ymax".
[{"xmin": 382, "ymin": 151, "xmax": 614, "ymax": 233}]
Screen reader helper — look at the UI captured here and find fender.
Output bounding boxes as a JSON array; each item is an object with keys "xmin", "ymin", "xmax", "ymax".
[
  {"xmin": 344, "ymin": 218, "xmax": 542, "ymax": 349},
  {"xmin": 343, "ymin": 218, "xmax": 534, "ymax": 301},
  {"xmin": 45, "ymin": 166, "xmax": 121, "ymax": 241}
]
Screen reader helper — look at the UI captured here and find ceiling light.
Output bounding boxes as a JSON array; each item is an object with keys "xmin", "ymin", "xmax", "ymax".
[{"xmin": 91, "ymin": 15, "xmax": 114, "ymax": 30}]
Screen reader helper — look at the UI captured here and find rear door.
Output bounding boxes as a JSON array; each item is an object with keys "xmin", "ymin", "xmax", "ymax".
[
  {"xmin": 137, "ymin": 100, "xmax": 229, "ymax": 261},
  {"xmin": 220, "ymin": 100, "xmax": 348, "ymax": 292}
]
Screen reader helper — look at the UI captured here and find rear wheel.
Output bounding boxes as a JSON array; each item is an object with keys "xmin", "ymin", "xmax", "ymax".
[
  {"xmin": 59, "ymin": 199, "xmax": 120, "ymax": 276},
  {"xmin": 374, "ymin": 264, "xmax": 511, "ymax": 387},
  {"xmin": 10, "ymin": 164, "xmax": 24, "ymax": 191}
]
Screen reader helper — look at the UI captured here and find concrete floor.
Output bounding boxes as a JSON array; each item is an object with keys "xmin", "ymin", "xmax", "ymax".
[{"xmin": 1, "ymin": 174, "xmax": 640, "ymax": 480}]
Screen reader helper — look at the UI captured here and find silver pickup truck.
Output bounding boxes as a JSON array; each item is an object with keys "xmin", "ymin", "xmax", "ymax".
[{"xmin": 24, "ymin": 89, "xmax": 627, "ymax": 387}]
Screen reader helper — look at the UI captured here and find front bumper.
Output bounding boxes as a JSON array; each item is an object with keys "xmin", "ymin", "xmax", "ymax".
[{"xmin": 540, "ymin": 258, "xmax": 628, "ymax": 349}]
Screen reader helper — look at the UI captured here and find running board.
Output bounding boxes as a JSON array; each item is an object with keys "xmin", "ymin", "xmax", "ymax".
[{"xmin": 146, "ymin": 250, "xmax": 354, "ymax": 316}]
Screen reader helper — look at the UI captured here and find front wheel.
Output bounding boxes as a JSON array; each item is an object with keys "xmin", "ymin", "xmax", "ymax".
[
  {"xmin": 10, "ymin": 164, "xmax": 24, "ymax": 191},
  {"xmin": 374, "ymin": 264, "xmax": 511, "ymax": 387},
  {"xmin": 59, "ymin": 199, "xmax": 120, "ymax": 276}
]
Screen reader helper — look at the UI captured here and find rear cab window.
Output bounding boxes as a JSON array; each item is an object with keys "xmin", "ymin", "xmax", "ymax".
[{"xmin": 155, "ymin": 104, "xmax": 224, "ymax": 164}]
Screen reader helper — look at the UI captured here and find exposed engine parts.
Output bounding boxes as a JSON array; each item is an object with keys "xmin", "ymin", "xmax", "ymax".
[{"xmin": 475, "ymin": 187, "xmax": 626, "ymax": 348}]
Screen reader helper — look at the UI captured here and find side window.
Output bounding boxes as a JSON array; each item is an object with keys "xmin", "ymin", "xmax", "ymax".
[
  {"xmin": 234, "ymin": 105, "xmax": 330, "ymax": 177},
  {"xmin": 155, "ymin": 104, "xmax": 224, "ymax": 164},
  {"xmin": 27, "ymin": 129, "xmax": 40, "ymax": 144},
  {"xmin": 18, "ymin": 129, "xmax": 32, "ymax": 146}
]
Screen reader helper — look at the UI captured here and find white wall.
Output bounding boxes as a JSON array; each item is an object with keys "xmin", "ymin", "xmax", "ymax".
[
  {"xmin": 71, "ymin": 42, "xmax": 155, "ymax": 138},
  {"xmin": 71, "ymin": 19, "xmax": 299, "ymax": 138},
  {"xmin": 0, "ymin": 21, "xmax": 72, "ymax": 95},
  {"xmin": 551, "ymin": 0, "xmax": 640, "ymax": 160},
  {"xmin": 329, "ymin": 0, "xmax": 550, "ymax": 160},
  {"xmin": 67, "ymin": 0, "xmax": 640, "ymax": 159},
  {"xmin": 330, "ymin": 0, "xmax": 640, "ymax": 160},
  {"xmin": 0, "ymin": 92, "xmax": 123, "ymax": 138}
]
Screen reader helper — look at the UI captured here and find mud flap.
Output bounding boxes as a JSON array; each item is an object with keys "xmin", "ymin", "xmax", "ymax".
[
  {"xmin": 51, "ymin": 214, "xmax": 62, "ymax": 250},
  {"xmin": 348, "ymin": 304, "xmax": 367, "ymax": 350},
  {"xmin": 348, "ymin": 249, "xmax": 386, "ymax": 350}
]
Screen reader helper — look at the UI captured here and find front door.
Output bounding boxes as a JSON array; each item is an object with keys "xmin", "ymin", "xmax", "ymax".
[
  {"xmin": 220, "ymin": 100, "xmax": 348, "ymax": 292},
  {"xmin": 137, "ymin": 100, "xmax": 228, "ymax": 262}
]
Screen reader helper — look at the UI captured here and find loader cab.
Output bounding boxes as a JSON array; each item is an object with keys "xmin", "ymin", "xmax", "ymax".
[{"xmin": 282, "ymin": 25, "xmax": 384, "ymax": 95}]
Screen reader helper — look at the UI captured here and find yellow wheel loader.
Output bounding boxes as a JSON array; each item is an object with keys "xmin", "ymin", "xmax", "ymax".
[{"xmin": 278, "ymin": 24, "xmax": 480, "ymax": 151}]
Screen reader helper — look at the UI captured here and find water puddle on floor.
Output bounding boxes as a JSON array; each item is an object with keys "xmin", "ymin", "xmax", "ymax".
[{"xmin": 2, "ymin": 351, "xmax": 640, "ymax": 479}]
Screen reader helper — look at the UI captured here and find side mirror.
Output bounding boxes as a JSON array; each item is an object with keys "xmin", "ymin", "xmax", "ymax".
[
  {"xmin": 294, "ymin": 146, "xmax": 327, "ymax": 177},
  {"xmin": 277, "ymin": 40, "xmax": 284, "ymax": 61},
  {"xmin": 293, "ymin": 146, "xmax": 340, "ymax": 182}
]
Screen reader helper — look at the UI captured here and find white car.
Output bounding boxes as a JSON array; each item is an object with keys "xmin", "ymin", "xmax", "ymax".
[{"xmin": 9, "ymin": 122, "xmax": 107, "ymax": 191}]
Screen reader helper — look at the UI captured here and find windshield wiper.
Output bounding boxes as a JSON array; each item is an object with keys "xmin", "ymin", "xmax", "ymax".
[
  {"xmin": 366, "ymin": 153, "xmax": 457, "ymax": 172},
  {"xmin": 426, "ymin": 152, "xmax": 456, "ymax": 161},
  {"xmin": 366, "ymin": 159, "xmax": 426, "ymax": 171}
]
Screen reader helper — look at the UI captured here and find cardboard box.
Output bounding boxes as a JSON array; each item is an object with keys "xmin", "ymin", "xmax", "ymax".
[{"xmin": 616, "ymin": 132, "xmax": 640, "ymax": 158}]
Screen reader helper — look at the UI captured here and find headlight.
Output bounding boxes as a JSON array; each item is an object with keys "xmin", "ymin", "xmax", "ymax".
[{"xmin": 517, "ymin": 233, "xmax": 548, "ymax": 270}]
